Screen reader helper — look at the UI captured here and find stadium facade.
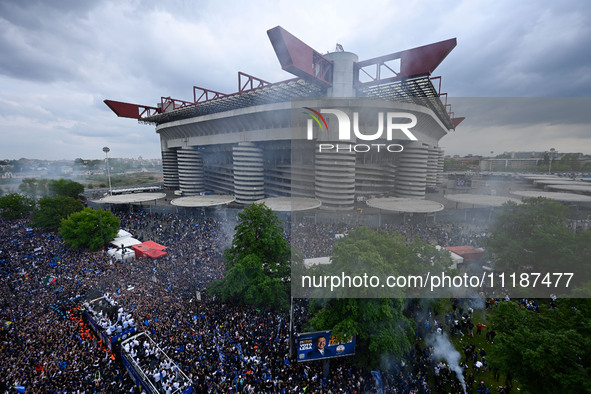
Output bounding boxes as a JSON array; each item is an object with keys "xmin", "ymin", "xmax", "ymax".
[{"xmin": 105, "ymin": 26, "xmax": 463, "ymax": 211}]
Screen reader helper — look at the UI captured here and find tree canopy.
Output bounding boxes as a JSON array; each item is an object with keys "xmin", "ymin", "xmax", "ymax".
[
  {"xmin": 485, "ymin": 197, "xmax": 591, "ymax": 287},
  {"xmin": 484, "ymin": 196, "xmax": 591, "ymax": 392},
  {"xmin": 48, "ymin": 179, "xmax": 85, "ymax": 199},
  {"xmin": 19, "ymin": 178, "xmax": 50, "ymax": 199},
  {"xmin": 303, "ymin": 227, "xmax": 454, "ymax": 299},
  {"xmin": 306, "ymin": 227, "xmax": 453, "ymax": 368},
  {"xmin": 208, "ymin": 203, "xmax": 292, "ymax": 311},
  {"xmin": 489, "ymin": 299, "xmax": 591, "ymax": 393},
  {"xmin": 0, "ymin": 193, "xmax": 35, "ymax": 219},
  {"xmin": 31, "ymin": 196, "xmax": 84, "ymax": 230},
  {"xmin": 59, "ymin": 207, "xmax": 119, "ymax": 251},
  {"xmin": 18, "ymin": 178, "xmax": 84, "ymax": 200}
]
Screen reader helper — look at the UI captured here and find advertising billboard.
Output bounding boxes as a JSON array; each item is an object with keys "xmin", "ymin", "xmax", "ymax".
[{"xmin": 296, "ymin": 331, "xmax": 355, "ymax": 362}]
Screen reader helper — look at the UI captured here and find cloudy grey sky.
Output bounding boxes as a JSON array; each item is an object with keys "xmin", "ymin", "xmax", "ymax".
[{"xmin": 1, "ymin": 0, "xmax": 590, "ymax": 160}]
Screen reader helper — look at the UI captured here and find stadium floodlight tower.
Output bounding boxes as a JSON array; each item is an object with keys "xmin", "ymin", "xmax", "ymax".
[
  {"xmin": 548, "ymin": 147, "xmax": 557, "ymax": 174},
  {"xmin": 104, "ymin": 26, "xmax": 464, "ymax": 211},
  {"xmin": 103, "ymin": 146, "xmax": 113, "ymax": 196}
]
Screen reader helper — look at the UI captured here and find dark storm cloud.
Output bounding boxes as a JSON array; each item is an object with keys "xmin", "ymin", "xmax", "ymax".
[
  {"xmin": 449, "ymin": 98, "xmax": 591, "ymax": 128},
  {"xmin": 0, "ymin": 0, "xmax": 590, "ymax": 160},
  {"xmin": 442, "ymin": 97, "xmax": 591, "ymax": 156},
  {"xmin": 0, "ymin": 0, "xmax": 98, "ymax": 30},
  {"xmin": 438, "ymin": 1, "xmax": 591, "ymax": 97},
  {"xmin": 0, "ymin": 39, "xmax": 71, "ymax": 83},
  {"xmin": 0, "ymin": 0, "xmax": 102, "ymax": 83}
]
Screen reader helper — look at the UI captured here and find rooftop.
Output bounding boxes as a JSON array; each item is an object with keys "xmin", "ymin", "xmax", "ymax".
[{"xmin": 106, "ymin": 26, "xmax": 461, "ymax": 131}]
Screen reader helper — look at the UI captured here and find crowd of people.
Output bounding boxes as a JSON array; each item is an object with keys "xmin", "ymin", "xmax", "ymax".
[
  {"xmin": 0, "ymin": 218, "xmax": 136, "ymax": 392},
  {"xmin": 382, "ymin": 221, "xmax": 488, "ymax": 249},
  {"xmin": 0, "ymin": 207, "xmax": 535, "ymax": 393}
]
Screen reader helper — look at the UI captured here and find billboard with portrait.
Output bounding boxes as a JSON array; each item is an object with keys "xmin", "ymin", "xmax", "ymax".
[{"xmin": 296, "ymin": 330, "xmax": 355, "ymax": 362}]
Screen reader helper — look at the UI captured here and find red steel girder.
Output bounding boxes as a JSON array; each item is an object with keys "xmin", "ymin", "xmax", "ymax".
[
  {"xmin": 104, "ymin": 100, "xmax": 160, "ymax": 119},
  {"xmin": 355, "ymin": 38, "xmax": 457, "ymax": 87},
  {"xmin": 431, "ymin": 76, "xmax": 442, "ymax": 95},
  {"xmin": 160, "ymin": 96, "xmax": 194, "ymax": 113},
  {"xmin": 238, "ymin": 72, "xmax": 271, "ymax": 93},
  {"xmin": 267, "ymin": 26, "xmax": 333, "ymax": 87},
  {"xmin": 193, "ymin": 86, "xmax": 227, "ymax": 104},
  {"xmin": 451, "ymin": 117, "xmax": 465, "ymax": 128}
]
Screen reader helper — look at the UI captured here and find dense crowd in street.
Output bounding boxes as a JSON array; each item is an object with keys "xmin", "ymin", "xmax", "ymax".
[
  {"xmin": 0, "ymin": 218, "xmax": 136, "ymax": 392},
  {"xmin": 0, "ymin": 208, "xmax": 528, "ymax": 393}
]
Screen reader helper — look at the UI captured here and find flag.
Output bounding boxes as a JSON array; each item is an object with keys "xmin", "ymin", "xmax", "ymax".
[
  {"xmin": 371, "ymin": 371, "xmax": 383, "ymax": 394},
  {"xmin": 44, "ymin": 275, "xmax": 56, "ymax": 285}
]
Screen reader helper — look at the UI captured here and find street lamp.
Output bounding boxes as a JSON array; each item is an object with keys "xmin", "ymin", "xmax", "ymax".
[
  {"xmin": 548, "ymin": 148, "xmax": 556, "ymax": 174},
  {"xmin": 103, "ymin": 146, "xmax": 113, "ymax": 195}
]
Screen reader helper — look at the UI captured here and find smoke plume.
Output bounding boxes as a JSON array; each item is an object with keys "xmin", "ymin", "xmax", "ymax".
[{"xmin": 427, "ymin": 333, "xmax": 466, "ymax": 393}]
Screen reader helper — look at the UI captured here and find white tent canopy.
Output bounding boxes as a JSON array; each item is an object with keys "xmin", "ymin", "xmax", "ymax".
[
  {"xmin": 111, "ymin": 229, "xmax": 142, "ymax": 249},
  {"xmin": 107, "ymin": 248, "xmax": 135, "ymax": 262},
  {"xmin": 117, "ymin": 229, "xmax": 132, "ymax": 238},
  {"xmin": 303, "ymin": 256, "xmax": 332, "ymax": 268},
  {"xmin": 111, "ymin": 237, "xmax": 142, "ymax": 248}
]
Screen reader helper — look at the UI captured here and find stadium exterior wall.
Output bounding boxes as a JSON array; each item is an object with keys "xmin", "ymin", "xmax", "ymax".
[{"xmin": 155, "ymin": 51, "xmax": 453, "ymax": 211}]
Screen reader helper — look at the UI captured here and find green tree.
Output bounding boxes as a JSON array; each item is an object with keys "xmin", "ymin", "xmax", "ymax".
[
  {"xmin": 560, "ymin": 154, "xmax": 582, "ymax": 171},
  {"xmin": 485, "ymin": 198, "xmax": 591, "ymax": 286},
  {"xmin": 9, "ymin": 159, "xmax": 31, "ymax": 173},
  {"xmin": 86, "ymin": 159, "xmax": 103, "ymax": 170},
  {"xmin": 224, "ymin": 203, "xmax": 291, "ymax": 278},
  {"xmin": 303, "ymin": 227, "xmax": 453, "ymax": 299},
  {"xmin": 489, "ymin": 299, "xmax": 591, "ymax": 393},
  {"xmin": 0, "ymin": 193, "xmax": 35, "ymax": 219},
  {"xmin": 208, "ymin": 203, "xmax": 292, "ymax": 311},
  {"xmin": 59, "ymin": 207, "xmax": 119, "ymax": 250},
  {"xmin": 18, "ymin": 178, "xmax": 50, "ymax": 199},
  {"xmin": 306, "ymin": 227, "xmax": 453, "ymax": 368},
  {"xmin": 49, "ymin": 179, "xmax": 85, "ymax": 198},
  {"xmin": 31, "ymin": 196, "xmax": 84, "ymax": 230},
  {"xmin": 309, "ymin": 297, "xmax": 415, "ymax": 368}
]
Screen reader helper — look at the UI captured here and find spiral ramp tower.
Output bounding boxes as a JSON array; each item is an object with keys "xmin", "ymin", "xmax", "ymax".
[
  {"xmin": 436, "ymin": 147, "xmax": 445, "ymax": 185},
  {"xmin": 233, "ymin": 142, "xmax": 265, "ymax": 204},
  {"xmin": 394, "ymin": 142, "xmax": 429, "ymax": 198},
  {"xmin": 161, "ymin": 148, "xmax": 179, "ymax": 190},
  {"xmin": 426, "ymin": 145, "xmax": 440, "ymax": 189},
  {"xmin": 177, "ymin": 147, "xmax": 205, "ymax": 195}
]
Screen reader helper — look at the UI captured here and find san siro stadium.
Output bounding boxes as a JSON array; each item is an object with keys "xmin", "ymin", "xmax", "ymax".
[{"xmin": 105, "ymin": 26, "xmax": 463, "ymax": 211}]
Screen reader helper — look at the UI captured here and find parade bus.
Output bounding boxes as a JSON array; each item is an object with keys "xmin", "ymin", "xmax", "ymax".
[
  {"xmin": 120, "ymin": 332, "xmax": 193, "ymax": 394},
  {"xmin": 82, "ymin": 294, "xmax": 137, "ymax": 353}
]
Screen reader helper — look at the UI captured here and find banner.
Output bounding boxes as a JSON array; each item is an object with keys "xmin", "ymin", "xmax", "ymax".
[{"xmin": 296, "ymin": 331, "xmax": 355, "ymax": 362}]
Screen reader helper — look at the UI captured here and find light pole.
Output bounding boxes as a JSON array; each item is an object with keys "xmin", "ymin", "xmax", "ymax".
[
  {"xmin": 103, "ymin": 146, "xmax": 113, "ymax": 195},
  {"xmin": 548, "ymin": 148, "xmax": 556, "ymax": 174}
]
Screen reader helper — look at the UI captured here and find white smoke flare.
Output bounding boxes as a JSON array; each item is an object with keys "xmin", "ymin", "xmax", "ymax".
[{"xmin": 427, "ymin": 333, "xmax": 466, "ymax": 393}]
